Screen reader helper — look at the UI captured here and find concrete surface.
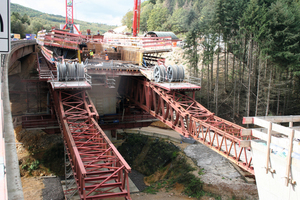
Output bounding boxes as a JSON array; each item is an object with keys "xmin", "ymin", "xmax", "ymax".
[
  {"xmin": 252, "ymin": 140, "xmax": 300, "ymax": 200},
  {"xmin": 42, "ymin": 177, "xmax": 64, "ymax": 200},
  {"xmin": 3, "ymin": 51, "xmax": 24, "ymax": 199},
  {"xmin": 121, "ymin": 126, "xmax": 182, "ymax": 143}
]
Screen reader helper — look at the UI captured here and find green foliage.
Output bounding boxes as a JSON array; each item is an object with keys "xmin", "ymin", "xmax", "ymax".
[
  {"xmin": 147, "ymin": 4, "xmax": 169, "ymax": 31},
  {"xmin": 11, "ymin": 3, "xmax": 116, "ymax": 36},
  {"xmin": 140, "ymin": 3, "xmax": 154, "ymax": 32},
  {"xmin": 22, "ymin": 160, "xmax": 40, "ymax": 173},
  {"xmin": 118, "ymin": 134, "xmax": 179, "ymax": 176},
  {"xmin": 149, "ymin": 0, "xmax": 156, "ymax": 4},
  {"xmin": 121, "ymin": 11, "xmax": 133, "ymax": 30},
  {"xmin": 117, "ymin": 133, "xmax": 149, "ymax": 165},
  {"xmin": 144, "ymin": 185, "xmax": 159, "ymax": 194},
  {"xmin": 118, "ymin": 134, "xmax": 204, "ymax": 198},
  {"xmin": 198, "ymin": 168, "xmax": 205, "ymax": 175},
  {"xmin": 29, "ymin": 160, "xmax": 40, "ymax": 172}
]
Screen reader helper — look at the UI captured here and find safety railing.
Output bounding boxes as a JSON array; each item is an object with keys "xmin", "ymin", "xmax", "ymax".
[{"xmin": 103, "ymin": 36, "xmax": 172, "ymax": 50}]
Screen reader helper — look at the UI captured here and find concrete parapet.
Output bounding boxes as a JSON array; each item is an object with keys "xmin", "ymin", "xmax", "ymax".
[{"xmin": 0, "ymin": 40, "xmax": 36, "ymax": 200}]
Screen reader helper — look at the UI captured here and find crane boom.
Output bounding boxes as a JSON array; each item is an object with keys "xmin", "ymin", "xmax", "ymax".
[{"xmin": 132, "ymin": 0, "xmax": 141, "ymax": 37}]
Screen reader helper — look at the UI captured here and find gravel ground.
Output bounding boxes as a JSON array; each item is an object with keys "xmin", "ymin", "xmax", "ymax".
[
  {"xmin": 42, "ymin": 177, "xmax": 64, "ymax": 200},
  {"xmin": 129, "ymin": 169, "xmax": 147, "ymax": 192}
]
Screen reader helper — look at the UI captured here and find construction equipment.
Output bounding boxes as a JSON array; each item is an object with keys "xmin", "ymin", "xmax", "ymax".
[
  {"xmin": 63, "ymin": 0, "xmax": 80, "ymax": 33},
  {"xmin": 132, "ymin": 0, "xmax": 141, "ymax": 37}
]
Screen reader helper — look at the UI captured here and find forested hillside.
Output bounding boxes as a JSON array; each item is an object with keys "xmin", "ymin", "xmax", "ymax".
[
  {"xmin": 123, "ymin": 0, "xmax": 300, "ymax": 123},
  {"xmin": 11, "ymin": 3, "xmax": 116, "ymax": 37}
]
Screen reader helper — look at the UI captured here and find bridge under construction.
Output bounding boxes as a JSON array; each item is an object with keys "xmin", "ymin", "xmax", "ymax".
[{"xmin": 1, "ymin": 29, "xmax": 300, "ymax": 200}]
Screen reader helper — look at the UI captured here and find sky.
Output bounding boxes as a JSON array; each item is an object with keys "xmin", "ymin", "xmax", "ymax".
[{"xmin": 10, "ymin": 0, "xmax": 143, "ymax": 26}]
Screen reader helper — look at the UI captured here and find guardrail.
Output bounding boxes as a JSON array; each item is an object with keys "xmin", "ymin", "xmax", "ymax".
[{"xmin": 103, "ymin": 36, "xmax": 172, "ymax": 50}]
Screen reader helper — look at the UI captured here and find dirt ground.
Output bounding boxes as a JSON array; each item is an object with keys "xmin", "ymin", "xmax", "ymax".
[{"xmin": 14, "ymin": 125, "xmax": 63, "ymax": 200}]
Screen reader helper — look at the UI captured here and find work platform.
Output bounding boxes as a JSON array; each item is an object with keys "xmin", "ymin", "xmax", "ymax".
[
  {"xmin": 152, "ymin": 82, "xmax": 201, "ymax": 91},
  {"xmin": 50, "ymin": 81, "xmax": 91, "ymax": 90}
]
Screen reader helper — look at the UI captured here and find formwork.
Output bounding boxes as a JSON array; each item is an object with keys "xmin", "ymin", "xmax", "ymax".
[{"xmin": 243, "ymin": 116, "xmax": 300, "ymax": 200}]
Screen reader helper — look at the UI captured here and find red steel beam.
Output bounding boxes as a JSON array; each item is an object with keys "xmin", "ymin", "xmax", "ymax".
[
  {"xmin": 50, "ymin": 88, "xmax": 131, "ymax": 199},
  {"xmin": 126, "ymin": 77, "xmax": 254, "ymax": 174}
]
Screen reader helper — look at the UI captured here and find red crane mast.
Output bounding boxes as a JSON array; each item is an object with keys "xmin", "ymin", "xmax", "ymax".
[
  {"xmin": 132, "ymin": 0, "xmax": 141, "ymax": 37},
  {"xmin": 63, "ymin": 0, "xmax": 80, "ymax": 33}
]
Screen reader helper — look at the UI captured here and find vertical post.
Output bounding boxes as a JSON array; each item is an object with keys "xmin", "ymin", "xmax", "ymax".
[
  {"xmin": 266, "ymin": 122, "xmax": 272, "ymax": 174},
  {"xmin": 285, "ymin": 129, "xmax": 294, "ymax": 186}
]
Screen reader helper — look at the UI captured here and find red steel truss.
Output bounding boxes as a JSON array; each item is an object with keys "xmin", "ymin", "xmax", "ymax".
[
  {"xmin": 50, "ymin": 88, "xmax": 131, "ymax": 199},
  {"xmin": 126, "ymin": 77, "xmax": 254, "ymax": 174}
]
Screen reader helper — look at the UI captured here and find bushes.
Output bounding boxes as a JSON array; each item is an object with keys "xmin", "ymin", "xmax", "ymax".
[{"xmin": 118, "ymin": 133, "xmax": 204, "ymax": 198}]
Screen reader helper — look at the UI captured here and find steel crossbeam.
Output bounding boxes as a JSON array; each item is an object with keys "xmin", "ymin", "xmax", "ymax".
[
  {"xmin": 126, "ymin": 78, "xmax": 254, "ymax": 174},
  {"xmin": 51, "ymin": 88, "xmax": 131, "ymax": 200}
]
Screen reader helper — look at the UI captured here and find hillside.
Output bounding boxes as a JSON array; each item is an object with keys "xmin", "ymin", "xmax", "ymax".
[{"xmin": 11, "ymin": 3, "xmax": 116, "ymax": 34}]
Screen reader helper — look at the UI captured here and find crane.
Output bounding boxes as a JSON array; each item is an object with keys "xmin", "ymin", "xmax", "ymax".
[
  {"xmin": 132, "ymin": 0, "xmax": 141, "ymax": 37},
  {"xmin": 63, "ymin": 0, "xmax": 80, "ymax": 33}
]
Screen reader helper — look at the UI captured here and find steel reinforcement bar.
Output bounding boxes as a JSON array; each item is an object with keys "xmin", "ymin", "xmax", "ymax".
[
  {"xmin": 126, "ymin": 78, "xmax": 254, "ymax": 174},
  {"xmin": 50, "ymin": 88, "xmax": 131, "ymax": 199}
]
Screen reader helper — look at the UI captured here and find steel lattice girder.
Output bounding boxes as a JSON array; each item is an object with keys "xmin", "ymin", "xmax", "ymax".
[
  {"xmin": 126, "ymin": 78, "xmax": 254, "ymax": 175},
  {"xmin": 51, "ymin": 89, "xmax": 132, "ymax": 200}
]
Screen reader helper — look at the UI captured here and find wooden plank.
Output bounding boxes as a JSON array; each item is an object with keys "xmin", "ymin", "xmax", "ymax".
[
  {"xmin": 254, "ymin": 118, "xmax": 272, "ymax": 129},
  {"xmin": 242, "ymin": 117, "xmax": 253, "ymax": 124},
  {"xmin": 257, "ymin": 115, "xmax": 300, "ymax": 123},
  {"xmin": 240, "ymin": 140, "xmax": 251, "ymax": 147},
  {"xmin": 266, "ymin": 122, "xmax": 272, "ymax": 174},
  {"xmin": 285, "ymin": 130, "xmax": 294, "ymax": 186},
  {"xmin": 241, "ymin": 129, "xmax": 252, "ymax": 136},
  {"xmin": 243, "ymin": 116, "xmax": 300, "ymax": 124},
  {"xmin": 272, "ymin": 123, "xmax": 293, "ymax": 137},
  {"xmin": 251, "ymin": 129, "xmax": 300, "ymax": 155}
]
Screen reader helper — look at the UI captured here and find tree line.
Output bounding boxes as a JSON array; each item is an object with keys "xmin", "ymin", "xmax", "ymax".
[
  {"xmin": 122, "ymin": 0, "xmax": 300, "ymax": 124},
  {"xmin": 11, "ymin": 3, "xmax": 116, "ymax": 37}
]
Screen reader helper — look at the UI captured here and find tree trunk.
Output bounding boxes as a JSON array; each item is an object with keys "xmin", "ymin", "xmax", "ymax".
[
  {"xmin": 215, "ymin": 33, "xmax": 220, "ymax": 115},
  {"xmin": 207, "ymin": 62, "xmax": 210, "ymax": 109},
  {"xmin": 237, "ymin": 61, "xmax": 242, "ymax": 115},
  {"xmin": 276, "ymin": 90, "xmax": 280, "ymax": 115},
  {"xmin": 246, "ymin": 36, "xmax": 253, "ymax": 117},
  {"xmin": 233, "ymin": 79, "xmax": 236, "ymax": 120},
  {"xmin": 265, "ymin": 66, "xmax": 272, "ymax": 116},
  {"xmin": 255, "ymin": 52, "xmax": 261, "ymax": 116},
  {"xmin": 224, "ymin": 42, "xmax": 227, "ymax": 92}
]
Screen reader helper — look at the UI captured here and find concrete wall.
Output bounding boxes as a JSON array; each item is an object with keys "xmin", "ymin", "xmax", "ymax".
[
  {"xmin": 88, "ymin": 76, "xmax": 121, "ymax": 116},
  {"xmin": 88, "ymin": 76, "xmax": 122, "ymax": 140},
  {"xmin": 251, "ymin": 140, "xmax": 300, "ymax": 200}
]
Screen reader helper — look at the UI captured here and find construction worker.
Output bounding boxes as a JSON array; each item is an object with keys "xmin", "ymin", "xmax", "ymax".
[
  {"xmin": 104, "ymin": 49, "xmax": 109, "ymax": 60},
  {"xmin": 89, "ymin": 50, "xmax": 94, "ymax": 58}
]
